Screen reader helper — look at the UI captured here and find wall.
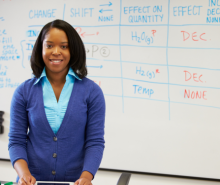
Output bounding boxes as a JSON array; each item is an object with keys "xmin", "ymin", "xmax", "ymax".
[{"xmin": 0, "ymin": 161, "xmax": 219, "ymax": 185}]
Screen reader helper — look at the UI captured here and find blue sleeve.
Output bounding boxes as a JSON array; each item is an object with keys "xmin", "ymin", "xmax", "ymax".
[
  {"xmin": 82, "ymin": 82, "xmax": 105, "ymax": 177},
  {"xmin": 8, "ymin": 82, "xmax": 29, "ymax": 167}
]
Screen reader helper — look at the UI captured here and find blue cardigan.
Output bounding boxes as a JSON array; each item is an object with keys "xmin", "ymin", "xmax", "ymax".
[{"xmin": 8, "ymin": 77, "xmax": 105, "ymax": 182}]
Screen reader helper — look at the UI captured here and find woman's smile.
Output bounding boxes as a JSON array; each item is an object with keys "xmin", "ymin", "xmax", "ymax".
[{"xmin": 49, "ymin": 59, "xmax": 64, "ymax": 64}]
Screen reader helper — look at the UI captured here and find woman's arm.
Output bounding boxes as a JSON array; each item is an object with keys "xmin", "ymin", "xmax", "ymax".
[
  {"xmin": 8, "ymin": 83, "xmax": 29, "ymax": 166},
  {"xmin": 8, "ymin": 82, "xmax": 34, "ymax": 185},
  {"xmin": 74, "ymin": 171, "xmax": 93, "ymax": 185},
  {"xmin": 14, "ymin": 159, "xmax": 31, "ymax": 177},
  {"xmin": 81, "ymin": 82, "xmax": 106, "ymax": 179},
  {"xmin": 14, "ymin": 159, "xmax": 36, "ymax": 185}
]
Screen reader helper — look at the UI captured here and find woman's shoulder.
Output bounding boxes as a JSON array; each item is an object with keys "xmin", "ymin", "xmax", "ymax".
[
  {"xmin": 77, "ymin": 77, "xmax": 104, "ymax": 99},
  {"xmin": 79, "ymin": 77, "xmax": 102, "ymax": 91},
  {"xmin": 11, "ymin": 78, "xmax": 39, "ymax": 104},
  {"xmin": 80, "ymin": 77, "xmax": 94, "ymax": 84},
  {"xmin": 14, "ymin": 77, "xmax": 38, "ymax": 96},
  {"xmin": 17, "ymin": 77, "xmax": 38, "ymax": 89}
]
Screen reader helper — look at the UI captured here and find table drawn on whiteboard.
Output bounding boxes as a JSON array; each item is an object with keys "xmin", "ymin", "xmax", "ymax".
[{"xmin": 1, "ymin": 0, "xmax": 220, "ymax": 179}]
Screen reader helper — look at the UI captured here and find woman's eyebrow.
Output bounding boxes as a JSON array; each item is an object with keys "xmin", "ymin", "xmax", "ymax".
[{"xmin": 45, "ymin": 41, "xmax": 68, "ymax": 43}]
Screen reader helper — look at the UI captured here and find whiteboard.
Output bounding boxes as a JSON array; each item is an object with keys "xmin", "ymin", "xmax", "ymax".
[{"xmin": 0, "ymin": 0, "xmax": 220, "ymax": 180}]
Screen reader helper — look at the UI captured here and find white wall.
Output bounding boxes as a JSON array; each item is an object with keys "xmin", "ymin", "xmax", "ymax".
[{"xmin": 0, "ymin": 161, "xmax": 219, "ymax": 185}]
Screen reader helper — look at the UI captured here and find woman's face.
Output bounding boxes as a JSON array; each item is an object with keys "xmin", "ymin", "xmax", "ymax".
[{"xmin": 42, "ymin": 28, "xmax": 70, "ymax": 75}]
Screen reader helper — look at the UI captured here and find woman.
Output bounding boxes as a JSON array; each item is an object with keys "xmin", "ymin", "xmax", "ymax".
[{"xmin": 8, "ymin": 19, "xmax": 105, "ymax": 185}]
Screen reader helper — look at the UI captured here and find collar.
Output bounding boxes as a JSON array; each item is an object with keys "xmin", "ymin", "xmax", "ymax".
[{"xmin": 34, "ymin": 67, "xmax": 81, "ymax": 85}]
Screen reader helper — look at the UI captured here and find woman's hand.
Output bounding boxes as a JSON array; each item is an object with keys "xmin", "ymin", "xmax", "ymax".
[
  {"xmin": 74, "ymin": 171, "xmax": 93, "ymax": 185},
  {"xmin": 74, "ymin": 178, "xmax": 92, "ymax": 185},
  {"xmin": 14, "ymin": 159, "xmax": 36, "ymax": 185},
  {"xmin": 18, "ymin": 173, "xmax": 36, "ymax": 185}
]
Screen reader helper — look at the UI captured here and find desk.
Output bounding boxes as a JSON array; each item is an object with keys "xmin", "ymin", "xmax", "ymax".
[{"xmin": 0, "ymin": 182, "xmax": 16, "ymax": 185}]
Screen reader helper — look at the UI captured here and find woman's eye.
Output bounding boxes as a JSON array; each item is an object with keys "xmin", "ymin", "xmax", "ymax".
[
  {"xmin": 46, "ymin": 45, "xmax": 52, "ymax": 48},
  {"xmin": 61, "ymin": 45, "xmax": 68, "ymax": 49}
]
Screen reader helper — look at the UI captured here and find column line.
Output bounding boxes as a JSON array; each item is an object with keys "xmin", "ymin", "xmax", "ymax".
[
  {"xmin": 166, "ymin": 0, "xmax": 171, "ymax": 120},
  {"xmin": 63, "ymin": 4, "xmax": 66, "ymax": 20},
  {"xmin": 119, "ymin": 0, "xmax": 124, "ymax": 113}
]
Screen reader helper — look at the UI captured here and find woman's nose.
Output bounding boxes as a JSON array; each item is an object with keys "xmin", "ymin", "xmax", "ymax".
[{"xmin": 52, "ymin": 46, "xmax": 61, "ymax": 55}]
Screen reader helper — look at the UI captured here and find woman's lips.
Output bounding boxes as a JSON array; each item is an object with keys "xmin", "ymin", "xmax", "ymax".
[{"xmin": 49, "ymin": 59, "xmax": 63, "ymax": 65}]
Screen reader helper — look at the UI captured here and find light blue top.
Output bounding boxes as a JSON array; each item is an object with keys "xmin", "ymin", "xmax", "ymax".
[{"xmin": 34, "ymin": 67, "xmax": 81, "ymax": 134}]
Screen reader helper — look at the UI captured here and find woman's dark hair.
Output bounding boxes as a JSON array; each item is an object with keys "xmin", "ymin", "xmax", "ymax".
[{"xmin": 31, "ymin": 19, "xmax": 87, "ymax": 78}]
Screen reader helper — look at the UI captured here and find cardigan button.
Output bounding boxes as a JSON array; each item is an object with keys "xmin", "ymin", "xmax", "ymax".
[
  {"xmin": 53, "ymin": 137, "xmax": 57, "ymax": 141},
  {"xmin": 53, "ymin": 153, "xmax": 57, "ymax": 158},
  {"xmin": 52, "ymin": 170, "xmax": 56, "ymax": 175}
]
